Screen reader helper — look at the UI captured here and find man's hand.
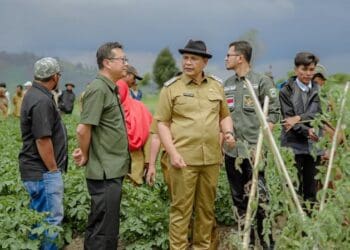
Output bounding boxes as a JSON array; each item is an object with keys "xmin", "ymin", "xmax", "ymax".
[
  {"xmin": 169, "ymin": 151, "xmax": 187, "ymax": 168},
  {"xmin": 146, "ymin": 164, "xmax": 156, "ymax": 186},
  {"xmin": 308, "ymin": 128, "xmax": 319, "ymax": 142},
  {"xmin": 282, "ymin": 115, "xmax": 301, "ymax": 131},
  {"xmin": 72, "ymin": 148, "xmax": 88, "ymax": 167},
  {"xmin": 224, "ymin": 132, "xmax": 236, "ymax": 149}
]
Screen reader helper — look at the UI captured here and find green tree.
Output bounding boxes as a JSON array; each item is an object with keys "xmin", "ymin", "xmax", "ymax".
[
  {"xmin": 153, "ymin": 48, "xmax": 179, "ymax": 89},
  {"xmin": 139, "ymin": 72, "xmax": 152, "ymax": 86}
]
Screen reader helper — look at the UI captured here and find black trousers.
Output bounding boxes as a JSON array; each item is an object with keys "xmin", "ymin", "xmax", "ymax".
[
  {"xmin": 224, "ymin": 155, "xmax": 268, "ymax": 246},
  {"xmin": 84, "ymin": 177, "xmax": 123, "ymax": 250},
  {"xmin": 295, "ymin": 154, "xmax": 319, "ymax": 202}
]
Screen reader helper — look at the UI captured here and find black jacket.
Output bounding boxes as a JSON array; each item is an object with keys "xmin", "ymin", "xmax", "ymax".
[{"xmin": 279, "ymin": 77, "xmax": 322, "ymax": 154}]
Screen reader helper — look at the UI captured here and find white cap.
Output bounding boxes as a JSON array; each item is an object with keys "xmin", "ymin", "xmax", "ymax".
[{"xmin": 24, "ymin": 81, "xmax": 32, "ymax": 87}]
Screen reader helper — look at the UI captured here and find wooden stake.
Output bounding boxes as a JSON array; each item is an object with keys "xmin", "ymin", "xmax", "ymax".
[
  {"xmin": 244, "ymin": 78, "xmax": 305, "ymax": 218},
  {"xmin": 242, "ymin": 96, "xmax": 269, "ymax": 250},
  {"xmin": 319, "ymin": 81, "xmax": 350, "ymax": 211}
]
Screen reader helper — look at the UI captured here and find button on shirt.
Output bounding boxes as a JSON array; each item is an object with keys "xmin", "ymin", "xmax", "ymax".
[
  {"xmin": 19, "ymin": 82, "xmax": 68, "ymax": 180},
  {"xmin": 80, "ymin": 74, "xmax": 130, "ymax": 180},
  {"xmin": 154, "ymin": 73, "xmax": 230, "ymax": 166}
]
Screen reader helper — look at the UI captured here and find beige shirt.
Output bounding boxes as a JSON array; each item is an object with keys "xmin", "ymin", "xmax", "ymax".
[{"xmin": 155, "ymin": 73, "xmax": 230, "ymax": 166}]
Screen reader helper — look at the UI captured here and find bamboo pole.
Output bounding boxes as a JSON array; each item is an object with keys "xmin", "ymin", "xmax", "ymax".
[
  {"xmin": 319, "ymin": 81, "xmax": 350, "ymax": 211},
  {"xmin": 242, "ymin": 96, "xmax": 269, "ymax": 250},
  {"xmin": 244, "ymin": 78, "xmax": 305, "ymax": 218}
]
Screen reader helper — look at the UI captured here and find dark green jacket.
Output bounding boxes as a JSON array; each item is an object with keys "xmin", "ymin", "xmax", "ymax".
[
  {"xmin": 80, "ymin": 74, "xmax": 130, "ymax": 180},
  {"xmin": 223, "ymin": 70, "xmax": 280, "ymax": 158}
]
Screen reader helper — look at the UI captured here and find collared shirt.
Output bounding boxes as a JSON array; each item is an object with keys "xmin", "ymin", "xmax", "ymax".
[
  {"xmin": 223, "ymin": 70, "xmax": 280, "ymax": 158},
  {"xmin": 19, "ymin": 82, "xmax": 68, "ymax": 180},
  {"xmin": 154, "ymin": 73, "xmax": 230, "ymax": 166},
  {"xmin": 296, "ymin": 78, "xmax": 312, "ymax": 92},
  {"xmin": 80, "ymin": 74, "xmax": 130, "ymax": 180}
]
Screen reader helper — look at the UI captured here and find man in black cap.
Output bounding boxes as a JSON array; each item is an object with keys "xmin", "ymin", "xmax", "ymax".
[
  {"xmin": 155, "ymin": 39, "xmax": 235, "ymax": 249},
  {"xmin": 58, "ymin": 82, "xmax": 76, "ymax": 114},
  {"xmin": 123, "ymin": 65, "xmax": 143, "ymax": 100}
]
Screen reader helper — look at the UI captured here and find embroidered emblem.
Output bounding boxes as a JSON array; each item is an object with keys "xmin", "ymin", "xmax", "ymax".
[{"xmin": 226, "ymin": 96, "xmax": 235, "ymax": 108}]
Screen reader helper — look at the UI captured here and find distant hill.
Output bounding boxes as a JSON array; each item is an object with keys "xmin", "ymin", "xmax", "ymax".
[{"xmin": 0, "ymin": 51, "xmax": 97, "ymax": 94}]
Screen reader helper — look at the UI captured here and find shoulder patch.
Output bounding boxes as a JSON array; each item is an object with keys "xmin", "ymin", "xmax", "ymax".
[
  {"xmin": 208, "ymin": 74, "xmax": 223, "ymax": 85},
  {"xmin": 163, "ymin": 76, "xmax": 179, "ymax": 87}
]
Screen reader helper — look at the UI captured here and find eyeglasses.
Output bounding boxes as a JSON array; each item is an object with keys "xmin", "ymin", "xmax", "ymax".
[
  {"xmin": 226, "ymin": 54, "xmax": 240, "ymax": 58},
  {"xmin": 108, "ymin": 57, "xmax": 128, "ymax": 64}
]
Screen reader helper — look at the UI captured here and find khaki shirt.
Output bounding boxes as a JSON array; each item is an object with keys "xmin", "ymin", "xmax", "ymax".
[
  {"xmin": 154, "ymin": 73, "xmax": 230, "ymax": 166},
  {"xmin": 12, "ymin": 94, "xmax": 23, "ymax": 117},
  {"xmin": 223, "ymin": 70, "xmax": 280, "ymax": 158},
  {"xmin": 80, "ymin": 74, "xmax": 130, "ymax": 180}
]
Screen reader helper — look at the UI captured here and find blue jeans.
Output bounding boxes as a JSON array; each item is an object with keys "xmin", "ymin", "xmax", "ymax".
[{"xmin": 23, "ymin": 170, "xmax": 64, "ymax": 250}]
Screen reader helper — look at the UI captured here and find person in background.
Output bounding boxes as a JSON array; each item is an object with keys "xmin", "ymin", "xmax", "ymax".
[
  {"xmin": 116, "ymin": 78, "xmax": 152, "ymax": 185},
  {"xmin": 280, "ymin": 52, "xmax": 322, "ymax": 205},
  {"xmin": 124, "ymin": 65, "xmax": 143, "ymax": 100},
  {"xmin": 312, "ymin": 64, "xmax": 327, "ymax": 87},
  {"xmin": 58, "ymin": 83, "xmax": 76, "ymax": 114},
  {"xmin": 0, "ymin": 82, "xmax": 10, "ymax": 115},
  {"xmin": 0, "ymin": 86, "xmax": 8, "ymax": 118},
  {"xmin": 155, "ymin": 39, "xmax": 235, "ymax": 249},
  {"xmin": 12, "ymin": 84, "xmax": 24, "ymax": 117},
  {"xmin": 24, "ymin": 81, "xmax": 32, "ymax": 95},
  {"xmin": 51, "ymin": 88, "xmax": 62, "ymax": 108},
  {"xmin": 72, "ymin": 42, "xmax": 130, "ymax": 249},
  {"xmin": 19, "ymin": 57, "xmax": 67, "ymax": 250}
]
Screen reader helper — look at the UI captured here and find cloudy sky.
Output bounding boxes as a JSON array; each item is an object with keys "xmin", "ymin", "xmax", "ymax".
[{"xmin": 1, "ymin": 0, "xmax": 349, "ymax": 80}]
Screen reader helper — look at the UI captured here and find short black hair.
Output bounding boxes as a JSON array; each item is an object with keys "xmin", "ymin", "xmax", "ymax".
[
  {"xmin": 96, "ymin": 42, "xmax": 123, "ymax": 69},
  {"xmin": 229, "ymin": 40, "xmax": 252, "ymax": 63},
  {"xmin": 16, "ymin": 85, "xmax": 23, "ymax": 90},
  {"xmin": 0, "ymin": 82, "xmax": 6, "ymax": 88},
  {"xmin": 294, "ymin": 52, "xmax": 319, "ymax": 67}
]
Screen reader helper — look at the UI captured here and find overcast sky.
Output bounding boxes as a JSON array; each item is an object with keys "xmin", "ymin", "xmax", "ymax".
[{"xmin": 1, "ymin": 0, "xmax": 349, "ymax": 80}]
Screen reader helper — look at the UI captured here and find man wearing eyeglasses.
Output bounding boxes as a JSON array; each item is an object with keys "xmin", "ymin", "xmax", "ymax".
[
  {"xmin": 155, "ymin": 39, "xmax": 235, "ymax": 250},
  {"xmin": 73, "ymin": 42, "xmax": 130, "ymax": 249},
  {"xmin": 223, "ymin": 41, "xmax": 279, "ymax": 249},
  {"xmin": 19, "ymin": 57, "xmax": 67, "ymax": 250}
]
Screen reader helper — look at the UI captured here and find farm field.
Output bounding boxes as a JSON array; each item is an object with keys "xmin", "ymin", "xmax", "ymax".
[{"xmin": 0, "ymin": 83, "xmax": 349, "ymax": 249}]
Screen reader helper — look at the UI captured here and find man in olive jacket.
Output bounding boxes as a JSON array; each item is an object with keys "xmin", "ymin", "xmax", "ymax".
[
  {"xmin": 223, "ymin": 40, "xmax": 280, "ymax": 248},
  {"xmin": 73, "ymin": 42, "xmax": 130, "ymax": 249}
]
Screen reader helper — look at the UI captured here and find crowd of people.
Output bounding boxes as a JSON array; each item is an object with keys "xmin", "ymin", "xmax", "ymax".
[
  {"xmin": 0, "ymin": 78, "xmax": 76, "ymax": 120},
  {"xmin": 13, "ymin": 39, "xmax": 333, "ymax": 250}
]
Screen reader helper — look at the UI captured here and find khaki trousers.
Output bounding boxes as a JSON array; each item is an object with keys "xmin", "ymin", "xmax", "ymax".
[
  {"xmin": 128, "ymin": 136, "xmax": 151, "ymax": 185},
  {"xmin": 169, "ymin": 164, "xmax": 220, "ymax": 250}
]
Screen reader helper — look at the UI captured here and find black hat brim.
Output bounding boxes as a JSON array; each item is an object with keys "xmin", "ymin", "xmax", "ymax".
[
  {"xmin": 178, "ymin": 49, "xmax": 212, "ymax": 59},
  {"xmin": 135, "ymin": 75, "xmax": 143, "ymax": 80}
]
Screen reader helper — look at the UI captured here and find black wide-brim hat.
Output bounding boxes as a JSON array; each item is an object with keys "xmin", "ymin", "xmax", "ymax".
[
  {"xmin": 65, "ymin": 83, "xmax": 75, "ymax": 88},
  {"xmin": 179, "ymin": 39, "xmax": 212, "ymax": 59}
]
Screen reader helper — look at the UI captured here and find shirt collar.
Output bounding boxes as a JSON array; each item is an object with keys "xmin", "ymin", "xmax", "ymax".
[
  {"xmin": 296, "ymin": 78, "xmax": 312, "ymax": 92},
  {"xmin": 32, "ymin": 81, "xmax": 53, "ymax": 98},
  {"xmin": 181, "ymin": 72, "xmax": 209, "ymax": 85},
  {"xmin": 97, "ymin": 74, "xmax": 118, "ymax": 92},
  {"xmin": 234, "ymin": 70, "xmax": 253, "ymax": 81}
]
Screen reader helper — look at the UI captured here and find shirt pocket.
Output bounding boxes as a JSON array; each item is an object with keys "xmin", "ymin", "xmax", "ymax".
[
  {"xmin": 242, "ymin": 94, "xmax": 255, "ymax": 113},
  {"xmin": 207, "ymin": 93, "xmax": 223, "ymax": 113},
  {"xmin": 173, "ymin": 95, "xmax": 197, "ymax": 116}
]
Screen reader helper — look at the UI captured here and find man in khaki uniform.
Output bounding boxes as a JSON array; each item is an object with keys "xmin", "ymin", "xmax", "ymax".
[{"xmin": 155, "ymin": 39, "xmax": 235, "ymax": 250}]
